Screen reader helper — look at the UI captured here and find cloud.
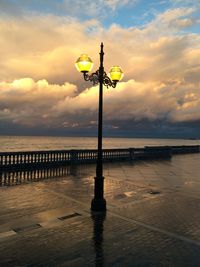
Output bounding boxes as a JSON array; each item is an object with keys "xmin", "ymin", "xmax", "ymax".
[
  {"xmin": 144, "ymin": 7, "xmax": 198, "ymax": 34},
  {"xmin": 0, "ymin": 78, "xmax": 77, "ymax": 127},
  {"xmin": 0, "ymin": 0, "xmax": 135, "ymax": 19},
  {"xmin": 171, "ymin": 0, "xmax": 200, "ymax": 6},
  {"xmin": 0, "ymin": 6, "xmax": 200, "ymax": 136},
  {"xmin": 0, "ymin": 6, "xmax": 198, "ymax": 84},
  {"xmin": 1, "ymin": 76, "xmax": 200, "ymax": 133},
  {"xmin": 0, "ymin": 0, "xmax": 23, "ymax": 16},
  {"xmin": 59, "ymin": 0, "xmax": 135, "ymax": 18},
  {"xmin": 105, "ymin": 0, "xmax": 134, "ymax": 10},
  {"xmin": 54, "ymin": 78, "xmax": 200, "ymax": 123}
]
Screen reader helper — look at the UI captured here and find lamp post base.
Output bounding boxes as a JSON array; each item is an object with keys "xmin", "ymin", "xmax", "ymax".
[{"xmin": 91, "ymin": 198, "xmax": 106, "ymax": 212}]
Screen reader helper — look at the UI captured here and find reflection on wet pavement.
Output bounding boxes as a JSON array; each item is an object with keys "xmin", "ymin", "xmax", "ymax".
[{"xmin": 0, "ymin": 154, "xmax": 200, "ymax": 266}]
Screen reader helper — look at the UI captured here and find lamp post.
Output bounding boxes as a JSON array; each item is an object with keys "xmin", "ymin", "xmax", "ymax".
[{"xmin": 75, "ymin": 43, "xmax": 123, "ymax": 212}]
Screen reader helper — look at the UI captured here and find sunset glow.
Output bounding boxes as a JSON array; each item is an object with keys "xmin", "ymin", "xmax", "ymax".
[{"xmin": 0, "ymin": 0, "xmax": 200, "ymax": 137}]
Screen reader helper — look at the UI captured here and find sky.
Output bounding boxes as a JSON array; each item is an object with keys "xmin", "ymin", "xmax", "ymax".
[{"xmin": 0, "ymin": 0, "xmax": 200, "ymax": 138}]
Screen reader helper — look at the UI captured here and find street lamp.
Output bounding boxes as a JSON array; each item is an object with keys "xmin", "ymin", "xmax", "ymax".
[{"xmin": 75, "ymin": 43, "xmax": 123, "ymax": 212}]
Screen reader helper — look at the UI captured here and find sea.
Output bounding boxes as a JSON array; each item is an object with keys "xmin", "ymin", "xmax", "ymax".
[{"xmin": 0, "ymin": 136, "xmax": 200, "ymax": 152}]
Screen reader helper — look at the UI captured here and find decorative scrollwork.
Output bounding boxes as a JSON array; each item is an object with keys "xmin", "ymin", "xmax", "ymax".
[
  {"xmin": 83, "ymin": 71, "xmax": 100, "ymax": 86},
  {"xmin": 83, "ymin": 70, "xmax": 117, "ymax": 88},
  {"xmin": 103, "ymin": 72, "xmax": 117, "ymax": 88}
]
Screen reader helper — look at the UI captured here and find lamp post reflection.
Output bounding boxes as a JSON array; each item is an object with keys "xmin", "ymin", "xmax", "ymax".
[{"xmin": 92, "ymin": 211, "xmax": 106, "ymax": 267}]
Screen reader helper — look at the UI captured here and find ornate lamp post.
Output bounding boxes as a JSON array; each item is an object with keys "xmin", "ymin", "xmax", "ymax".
[{"xmin": 75, "ymin": 43, "xmax": 123, "ymax": 212}]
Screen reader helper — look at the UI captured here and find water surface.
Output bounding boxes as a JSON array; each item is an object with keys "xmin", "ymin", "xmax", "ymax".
[{"xmin": 0, "ymin": 136, "xmax": 199, "ymax": 152}]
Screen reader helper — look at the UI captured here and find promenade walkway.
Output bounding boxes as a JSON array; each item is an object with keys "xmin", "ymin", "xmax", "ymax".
[{"xmin": 0, "ymin": 153, "xmax": 200, "ymax": 266}]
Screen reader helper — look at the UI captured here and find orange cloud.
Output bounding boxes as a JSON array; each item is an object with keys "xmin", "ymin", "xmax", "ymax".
[
  {"xmin": 0, "ymin": 7, "xmax": 200, "ymax": 129},
  {"xmin": 1, "ymin": 77, "xmax": 200, "ymax": 129}
]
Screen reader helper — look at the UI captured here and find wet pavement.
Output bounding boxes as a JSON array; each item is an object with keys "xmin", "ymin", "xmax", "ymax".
[{"xmin": 0, "ymin": 153, "xmax": 200, "ymax": 266}]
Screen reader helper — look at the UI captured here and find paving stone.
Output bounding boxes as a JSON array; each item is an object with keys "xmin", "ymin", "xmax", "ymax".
[{"xmin": 0, "ymin": 153, "xmax": 200, "ymax": 266}]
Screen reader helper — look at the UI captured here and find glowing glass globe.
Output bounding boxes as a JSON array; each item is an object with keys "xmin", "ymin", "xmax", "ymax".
[{"xmin": 75, "ymin": 54, "xmax": 93, "ymax": 73}]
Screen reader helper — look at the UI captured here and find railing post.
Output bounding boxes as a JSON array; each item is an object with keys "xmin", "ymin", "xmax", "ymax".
[{"xmin": 129, "ymin": 148, "xmax": 134, "ymax": 160}]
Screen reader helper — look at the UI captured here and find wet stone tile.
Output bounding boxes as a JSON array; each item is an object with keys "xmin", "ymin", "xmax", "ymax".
[{"xmin": 0, "ymin": 153, "xmax": 200, "ymax": 266}]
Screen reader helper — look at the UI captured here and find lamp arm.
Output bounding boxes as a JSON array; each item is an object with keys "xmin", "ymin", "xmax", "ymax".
[
  {"xmin": 83, "ymin": 70, "xmax": 100, "ymax": 86},
  {"xmin": 83, "ymin": 70, "xmax": 117, "ymax": 88}
]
